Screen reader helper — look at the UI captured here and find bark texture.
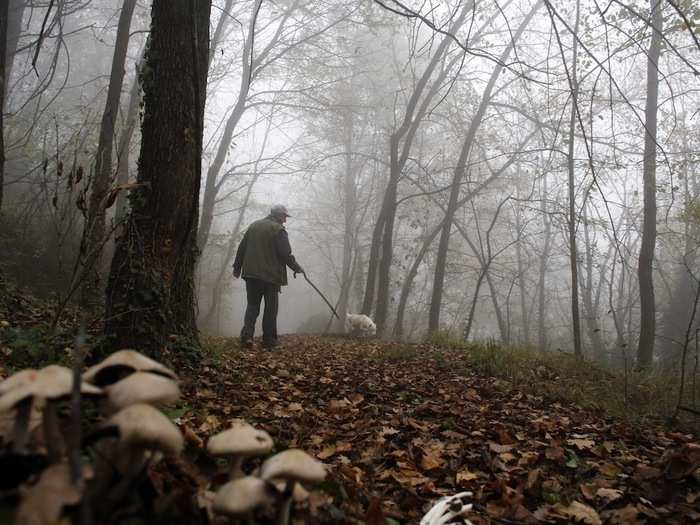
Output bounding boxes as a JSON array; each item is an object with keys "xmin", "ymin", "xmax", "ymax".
[
  {"xmin": 104, "ymin": 0, "xmax": 211, "ymax": 357},
  {"xmin": 637, "ymin": 0, "xmax": 662, "ymax": 367}
]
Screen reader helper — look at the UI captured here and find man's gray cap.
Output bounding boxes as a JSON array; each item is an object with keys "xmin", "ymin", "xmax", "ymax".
[{"xmin": 270, "ymin": 204, "xmax": 291, "ymax": 217}]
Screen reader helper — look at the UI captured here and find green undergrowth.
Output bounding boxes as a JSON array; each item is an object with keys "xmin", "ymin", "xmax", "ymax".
[{"xmin": 429, "ymin": 332, "xmax": 700, "ymax": 431}]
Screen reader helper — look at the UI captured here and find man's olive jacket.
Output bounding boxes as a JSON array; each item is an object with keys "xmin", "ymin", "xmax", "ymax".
[{"xmin": 233, "ymin": 215, "xmax": 303, "ymax": 286}]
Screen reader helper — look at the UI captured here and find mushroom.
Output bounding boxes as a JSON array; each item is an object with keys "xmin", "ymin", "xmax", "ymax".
[
  {"xmin": 0, "ymin": 365, "xmax": 102, "ymax": 457},
  {"xmin": 212, "ymin": 476, "xmax": 276, "ymax": 524},
  {"xmin": 84, "ymin": 350, "xmax": 177, "ymax": 387},
  {"xmin": 207, "ymin": 419, "xmax": 273, "ymax": 479},
  {"xmin": 0, "ymin": 369, "xmax": 38, "ymax": 395},
  {"xmin": 96, "ymin": 403, "xmax": 183, "ymax": 508},
  {"xmin": 103, "ymin": 403, "xmax": 183, "ymax": 457},
  {"xmin": 259, "ymin": 449, "xmax": 326, "ymax": 525},
  {"xmin": 105, "ymin": 371, "xmax": 180, "ymax": 411}
]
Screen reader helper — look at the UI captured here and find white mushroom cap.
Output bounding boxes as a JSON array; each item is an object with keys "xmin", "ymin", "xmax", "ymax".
[
  {"xmin": 0, "ymin": 369, "xmax": 39, "ymax": 395},
  {"xmin": 0, "ymin": 365, "xmax": 102, "ymax": 412},
  {"xmin": 104, "ymin": 403, "xmax": 183, "ymax": 456},
  {"xmin": 260, "ymin": 449, "xmax": 326, "ymax": 484},
  {"xmin": 207, "ymin": 419, "xmax": 273, "ymax": 456},
  {"xmin": 84, "ymin": 350, "xmax": 177, "ymax": 386},
  {"xmin": 212, "ymin": 477, "xmax": 275, "ymax": 516},
  {"xmin": 106, "ymin": 372, "xmax": 180, "ymax": 410}
]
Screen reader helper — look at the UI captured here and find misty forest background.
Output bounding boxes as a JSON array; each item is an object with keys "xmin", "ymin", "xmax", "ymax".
[{"xmin": 1, "ymin": 0, "xmax": 700, "ymax": 420}]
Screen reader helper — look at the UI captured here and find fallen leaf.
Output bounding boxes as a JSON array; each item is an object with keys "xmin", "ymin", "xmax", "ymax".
[
  {"xmin": 546, "ymin": 446, "xmax": 565, "ymax": 461},
  {"xmin": 598, "ymin": 462, "xmax": 623, "ymax": 477},
  {"xmin": 568, "ymin": 438, "xmax": 595, "ymax": 451},
  {"xmin": 551, "ymin": 501, "xmax": 602, "ymax": 525},
  {"xmin": 456, "ymin": 468, "xmax": 479, "ymax": 484},
  {"xmin": 596, "ymin": 487, "xmax": 623, "ymax": 502}
]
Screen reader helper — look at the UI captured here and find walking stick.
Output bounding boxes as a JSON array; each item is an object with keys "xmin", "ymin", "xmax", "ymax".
[{"xmin": 298, "ymin": 272, "xmax": 340, "ymax": 320}]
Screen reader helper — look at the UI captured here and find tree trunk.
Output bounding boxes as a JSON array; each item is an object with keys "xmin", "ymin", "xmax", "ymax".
[
  {"xmin": 337, "ymin": 112, "xmax": 358, "ymax": 330},
  {"xmin": 514, "ymin": 197, "xmax": 530, "ymax": 344},
  {"xmin": 486, "ymin": 271, "xmax": 508, "ymax": 343},
  {"xmin": 0, "ymin": 0, "xmax": 7, "ymax": 213},
  {"xmin": 566, "ymin": 0, "xmax": 583, "ymax": 356},
  {"xmin": 428, "ymin": 2, "xmax": 540, "ymax": 333},
  {"xmin": 537, "ymin": 172, "xmax": 552, "ymax": 350},
  {"xmin": 463, "ymin": 267, "xmax": 488, "ymax": 340},
  {"xmin": 637, "ymin": 0, "xmax": 662, "ymax": 367},
  {"xmin": 115, "ymin": 49, "xmax": 145, "ymax": 222},
  {"xmin": 374, "ymin": 135, "xmax": 400, "ymax": 335},
  {"xmin": 660, "ymin": 137, "xmax": 698, "ymax": 361},
  {"xmin": 580, "ymin": 204, "xmax": 605, "ymax": 355},
  {"xmin": 104, "ymin": 0, "xmax": 211, "ymax": 357},
  {"xmin": 80, "ymin": 0, "xmax": 137, "ymax": 308},
  {"xmin": 4, "ymin": 0, "xmax": 23, "ymax": 100},
  {"xmin": 209, "ymin": 0, "xmax": 234, "ymax": 69},
  {"xmin": 394, "ymin": 225, "xmax": 439, "ymax": 339},
  {"xmin": 361, "ymin": 203, "xmax": 385, "ymax": 316}
]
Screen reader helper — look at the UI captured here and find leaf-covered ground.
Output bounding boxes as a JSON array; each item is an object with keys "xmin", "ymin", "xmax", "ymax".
[{"xmin": 172, "ymin": 334, "xmax": 700, "ymax": 524}]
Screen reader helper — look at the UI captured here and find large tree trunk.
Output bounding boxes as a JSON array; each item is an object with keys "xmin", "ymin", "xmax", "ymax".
[
  {"xmin": 427, "ymin": 3, "xmax": 540, "ymax": 333},
  {"xmin": 637, "ymin": 0, "xmax": 662, "ymax": 367},
  {"xmin": 80, "ymin": 0, "xmax": 137, "ymax": 308},
  {"xmin": 0, "ymin": 0, "xmax": 7, "ymax": 213},
  {"xmin": 104, "ymin": 0, "xmax": 211, "ymax": 357}
]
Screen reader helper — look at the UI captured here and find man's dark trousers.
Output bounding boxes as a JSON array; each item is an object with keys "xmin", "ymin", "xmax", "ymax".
[{"xmin": 241, "ymin": 278, "xmax": 279, "ymax": 347}]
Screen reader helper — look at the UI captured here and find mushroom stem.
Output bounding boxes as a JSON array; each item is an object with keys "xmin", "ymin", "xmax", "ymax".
[
  {"xmin": 12, "ymin": 398, "xmax": 32, "ymax": 453},
  {"xmin": 276, "ymin": 480, "xmax": 295, "ymax": 525},
  {"xmin": 42, "ymin": 401, "xmax": 64, "ymax": 462},
  {"xmin": 230, "ymin": 456, "xmax": 244, "ymax": 479},
  {"xmin": 105, "ymin": 446, "xmax": 148, "ymax": 511}
]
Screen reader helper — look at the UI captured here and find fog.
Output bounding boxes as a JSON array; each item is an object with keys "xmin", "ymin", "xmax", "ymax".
[{"xmin": 1, "ymin": 0, "xmax": 699, "ymax": 367}]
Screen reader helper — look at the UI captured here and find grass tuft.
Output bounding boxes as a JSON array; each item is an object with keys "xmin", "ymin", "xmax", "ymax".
[{"xmin": 429, "ymin": 332, "xmax": 700, "ymax": 430}]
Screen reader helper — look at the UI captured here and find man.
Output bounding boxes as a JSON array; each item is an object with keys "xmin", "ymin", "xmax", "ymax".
[{"xmin": 233, "ymin": 204, "xmax": 304, "ymax": 349}]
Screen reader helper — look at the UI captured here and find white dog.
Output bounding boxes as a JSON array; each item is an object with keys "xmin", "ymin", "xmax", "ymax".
[{"xmin": 346, "ymin": 313, "xmax": 376, "ymax": 336}]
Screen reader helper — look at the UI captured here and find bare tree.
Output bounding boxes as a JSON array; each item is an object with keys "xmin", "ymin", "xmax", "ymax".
[
  {"xmin": 428, "ymin": 2, "xmax": 540, "ymax": 333},
  {"xmin": 80, "ymin": 0, "xmax": 137, "ymax": 308},
  {"xmin": 362, "ymin": 2, "xmax": 472, "ymax": 335},
  {"xmin": 566, "ymin": 0, "xmax": 583, "ymax": 356},
  {"xmin": 637, "ymin": 0, "xmax": 663, "ymax": 367}
]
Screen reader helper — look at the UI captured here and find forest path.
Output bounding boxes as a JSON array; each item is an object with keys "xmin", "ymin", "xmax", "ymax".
[{"xmin": 174, "ymin": 334, "xmax": 699, "ymax": 524}]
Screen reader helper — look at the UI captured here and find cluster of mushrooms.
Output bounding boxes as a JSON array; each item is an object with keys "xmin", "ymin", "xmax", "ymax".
[{"xmin": 0, "ymin": 350, "xmax": 326, "ymax": 524}]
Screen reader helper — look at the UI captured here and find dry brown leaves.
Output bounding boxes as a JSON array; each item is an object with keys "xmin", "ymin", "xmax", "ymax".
[{"xmin": 171, "ymin": 335, "xmax": 699, "ymax": 524}]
